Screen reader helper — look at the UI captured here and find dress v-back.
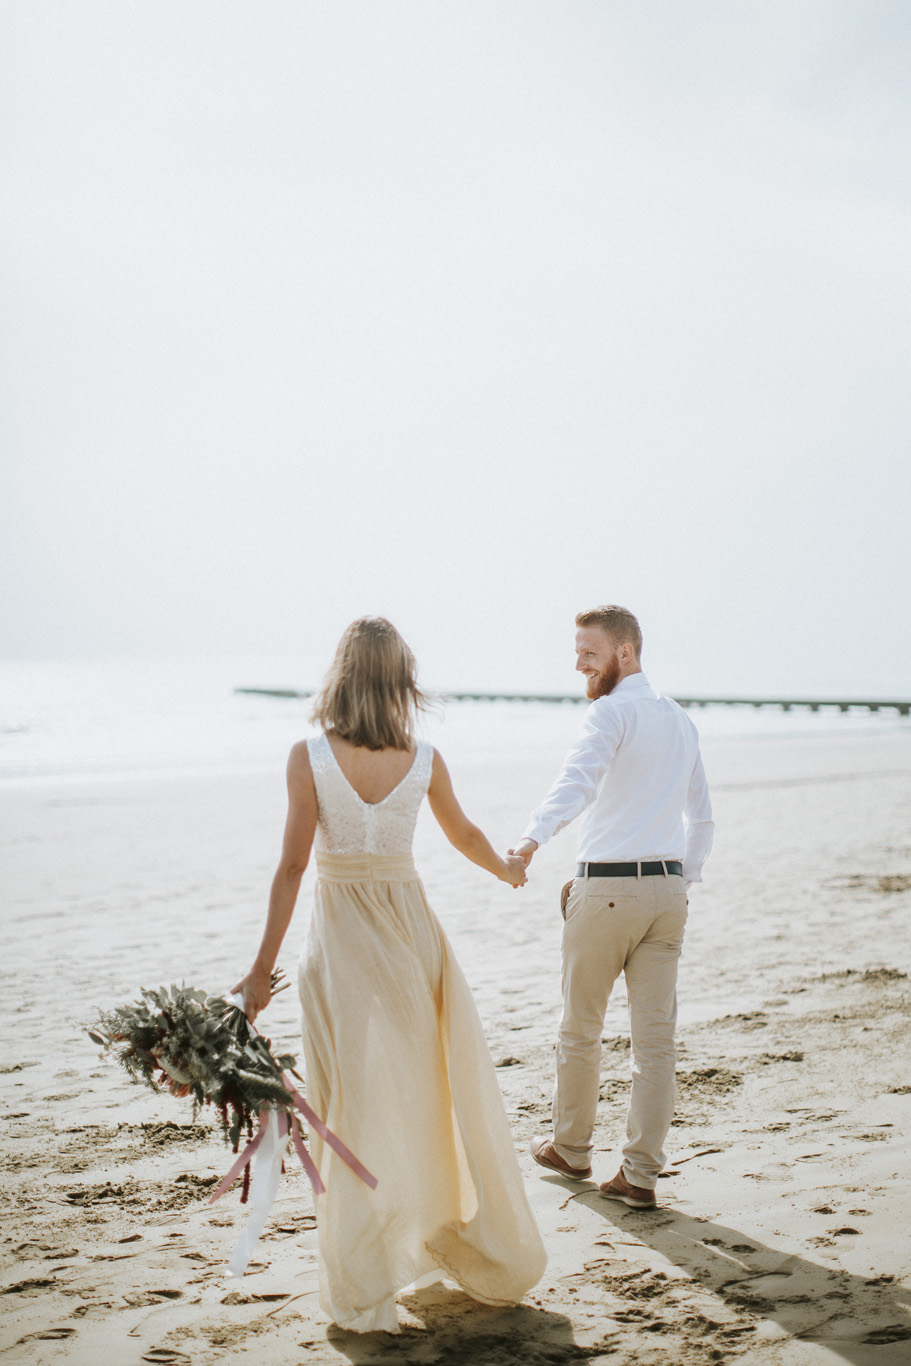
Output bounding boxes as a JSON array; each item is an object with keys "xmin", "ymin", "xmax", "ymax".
[
  {"xmin": 298, "ymin": 731, "xmax": 546, "ymax": 1333},
  {"xmin": 310, "ymin": 731, "xmax": 429, "ymax": 857}
]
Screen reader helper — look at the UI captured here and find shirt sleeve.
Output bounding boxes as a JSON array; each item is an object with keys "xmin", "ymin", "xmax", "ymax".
[
  {"xmin": 522, "ymin": 700, "xmax": 624, "ymax": 848},
  {"xmin": 682, "ymin": 748, "xmax": 714, "ymax": 885}
]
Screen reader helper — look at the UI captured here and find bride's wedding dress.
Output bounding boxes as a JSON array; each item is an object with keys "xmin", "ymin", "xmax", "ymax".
[{"xmin": 298, "ymin": 732, "xmax": 546, "ymax": 1333}]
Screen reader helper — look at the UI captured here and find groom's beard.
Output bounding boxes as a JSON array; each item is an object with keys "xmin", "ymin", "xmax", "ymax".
[{"xmin": 586, "ymin": 656, "xmax": 622, "ymax": 700}]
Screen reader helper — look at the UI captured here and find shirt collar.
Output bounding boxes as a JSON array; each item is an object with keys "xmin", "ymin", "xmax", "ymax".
[{"xmin": 610, "ymin": 672, "xmax": 653, "ymax": 697}]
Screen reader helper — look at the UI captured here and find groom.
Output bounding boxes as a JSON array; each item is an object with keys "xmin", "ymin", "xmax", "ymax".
[{"xmin": 511, "ymin": 606, "xmax": 713, "ymax": 1207}]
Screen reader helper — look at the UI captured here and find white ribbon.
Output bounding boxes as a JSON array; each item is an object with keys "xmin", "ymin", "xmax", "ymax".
[
  {"xmin": 214, "ymin": 989, "xmax": 374, "ymax": 1278},
  {"xmin": 225, "ymin": 1108, "xmax": 288, "ymax": 1278},
  {"xmin": 224, "ymin": 993, "xmax": 288, "ymax": 1279}
]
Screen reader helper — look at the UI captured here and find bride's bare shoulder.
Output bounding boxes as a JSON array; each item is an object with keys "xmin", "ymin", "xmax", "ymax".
[
  {"xmin": 287, "ymin": 739, "xmax": 315, "ymax": 783},
  {"xmin": 428, "ymin": 746, "xmax": 452, "ymax": 787}
]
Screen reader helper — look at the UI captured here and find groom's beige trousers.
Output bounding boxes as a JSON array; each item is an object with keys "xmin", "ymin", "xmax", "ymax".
[{"xmin": 552, "ymin": 871, "xmax": 688, "ymax": 1187}]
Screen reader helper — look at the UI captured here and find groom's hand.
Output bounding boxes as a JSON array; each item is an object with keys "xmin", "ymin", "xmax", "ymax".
[
  {"xmin": 503, "ymin": 853, "xmax": 528, "ymax": 888},
  {"xmin": 508, "ymin": 839, "xmax": 538, "ymax": 868}
]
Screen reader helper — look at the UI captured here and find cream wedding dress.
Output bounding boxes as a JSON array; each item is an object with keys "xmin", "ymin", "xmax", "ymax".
[{"xmin": 297, "ymin": 732, "xmax": 546, "ymax": 1333}]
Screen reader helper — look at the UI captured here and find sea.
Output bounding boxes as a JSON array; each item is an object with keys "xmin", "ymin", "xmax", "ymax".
[{"xmin": 1, "ymin": 657, "xmax": 908, "ymax": 787}]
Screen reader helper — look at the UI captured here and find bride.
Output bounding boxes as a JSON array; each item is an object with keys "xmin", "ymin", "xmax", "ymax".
[{"xmin": 234, "ymin": 616, "xmax": 546, "ymax": 1333}]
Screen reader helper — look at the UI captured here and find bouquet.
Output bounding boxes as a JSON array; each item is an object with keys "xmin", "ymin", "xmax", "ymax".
[
  {"xmin": 88, "ymin": 973, "xmax": 298, "ymax": 1158},
  {"xmin": 89, "ymin": 975, "xmax": 376, "ymax": 1275}
]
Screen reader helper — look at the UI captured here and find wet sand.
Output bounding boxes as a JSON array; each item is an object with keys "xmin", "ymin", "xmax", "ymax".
[{"xmin": 2, "ymin": 726, "xmax": 911, "ymax": 1363}]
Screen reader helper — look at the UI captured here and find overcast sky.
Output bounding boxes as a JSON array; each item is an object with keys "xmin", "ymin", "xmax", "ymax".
[{"xmin": 2, "ymin": 2, "xmax": 909, "ymax": 696}]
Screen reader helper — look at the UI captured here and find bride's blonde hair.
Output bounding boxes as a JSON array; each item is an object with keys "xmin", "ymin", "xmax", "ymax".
[{"xmin": 311, "ymin": 617, "xmax": 428, "ymax": 751}]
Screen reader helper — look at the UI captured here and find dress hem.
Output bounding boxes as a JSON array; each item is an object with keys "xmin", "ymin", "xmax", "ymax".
[
  {"xmin": 424, "ymin": 1238, "xmax": 529, "ymax": 1311},
  {"xmin": 325, "ymin": 1240, "xmax": 529, "ymax": 1335}
]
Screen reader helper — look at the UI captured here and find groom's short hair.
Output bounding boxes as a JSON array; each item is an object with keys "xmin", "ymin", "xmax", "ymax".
[{"xmin": 575, "ymin": 605, "xmax": 642, "ymax": 658}]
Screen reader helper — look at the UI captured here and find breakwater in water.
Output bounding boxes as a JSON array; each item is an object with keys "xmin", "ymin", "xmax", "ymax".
[{"xmin": 235, "ymin": 688, "xmax": 910, "ymax": 717}]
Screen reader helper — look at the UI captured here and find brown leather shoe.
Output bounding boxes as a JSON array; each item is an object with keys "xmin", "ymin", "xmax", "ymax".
[
  {"xmin": 530, "ymin": 1137, "xmax": 592, "ymax": 1181},
  {"xmin": 599, "ymin": 1167, "xmax": 657, "ymax": 1209}
]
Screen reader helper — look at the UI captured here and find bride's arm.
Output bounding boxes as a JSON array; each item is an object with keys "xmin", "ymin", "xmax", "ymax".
[
  {"xmin": 427, "ymin": 749, "xmax": 526, "ymax": 888},
  {"xmin": 232, "ymin": 741, "xmax": 318, "ymax": 1021}
]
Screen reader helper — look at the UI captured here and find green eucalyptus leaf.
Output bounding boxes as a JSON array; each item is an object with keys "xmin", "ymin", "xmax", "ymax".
[{"xmin": 89, "ymin": 979, "xmax": 301, "ymax": 1155}]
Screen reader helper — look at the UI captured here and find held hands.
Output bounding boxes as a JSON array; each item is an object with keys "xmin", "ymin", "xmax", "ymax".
[
  {"xmin": 507, "ymin": 838, "xmax": 538, "ymax": 869},
  {"xmin": 500, "ymin": 853, "xmax": 528, "ymax": 888}
]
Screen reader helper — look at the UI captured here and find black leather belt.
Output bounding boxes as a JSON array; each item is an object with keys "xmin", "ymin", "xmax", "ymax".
[{"xmin": 576, "ymin": 861, "xmax": 683, "ymax": 878}]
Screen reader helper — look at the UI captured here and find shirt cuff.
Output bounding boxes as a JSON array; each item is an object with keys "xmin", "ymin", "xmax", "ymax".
[{"xmin": 521, "ymin": 821, "xmax": 550, "ymax": 849}]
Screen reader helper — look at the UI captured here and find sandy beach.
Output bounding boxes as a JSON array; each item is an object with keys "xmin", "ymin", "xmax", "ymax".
[{"xmin": 2, "ymin": 723, "xmax": 911, "ymax": 1364}]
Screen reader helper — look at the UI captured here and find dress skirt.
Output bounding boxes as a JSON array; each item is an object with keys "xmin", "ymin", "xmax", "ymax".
[{"xmin": 298, "ymin": 852, "xmax": 546, "ymax": 1333}]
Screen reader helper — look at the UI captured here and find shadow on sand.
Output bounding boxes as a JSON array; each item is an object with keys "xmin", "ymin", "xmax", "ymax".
[
  {"xmin": 327, "ymin": 1288, "xmax": 586, "ymax": 1364},
  {"xmin": 567, "ymin": 1186, "xmax": 911, "ymax": 1364}
]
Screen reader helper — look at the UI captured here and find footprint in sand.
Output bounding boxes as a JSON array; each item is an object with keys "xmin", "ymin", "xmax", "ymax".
[
  {"xmin": 269, "ymin": 1217, "xmax": 317, "ymax": 1236},
  {"xmin": 221, "ymin": 1290, "xmax": 290, "ymax": 1305},
  {"xmin": 1, "ymin": 1278, "xmax": 56, "ymax": 1295},
  {"xmin": 124, "ymin": 1290, "xmax": 184, "ymax": 1307},
  {"xmin": 864, "ymin": 1325, "xmax": 911, "ymax": 1345},
  {"xmin": 720, "ymin": 1012, "xmax": 769, "ymax": 1031},
  {"xmin": 17, "ymin": 1329, "xmax": 77, "ymax": 1343}
]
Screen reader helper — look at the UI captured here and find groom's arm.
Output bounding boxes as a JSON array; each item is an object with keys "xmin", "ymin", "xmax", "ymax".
[
  {"xmin": 513, "ymin": 700, "xmax": 623, "ymax": 862},
  {"xmin": 682, "ymin": 748, "xmax": 714, "ymax": 886}
]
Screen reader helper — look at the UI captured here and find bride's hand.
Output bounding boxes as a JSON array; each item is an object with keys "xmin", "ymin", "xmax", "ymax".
[
  {"xmin": 501, "ymin": 853, "xmax": 528, "ymax": 888},
  {"xmin": 231, "ymin": 965, "xmax": 273, "ymax": 1023}
]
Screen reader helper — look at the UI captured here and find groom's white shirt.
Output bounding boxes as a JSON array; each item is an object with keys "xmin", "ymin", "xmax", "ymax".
[{"xmin": 521, "ymin": 673, "xmax": 714, "ymax": 885}]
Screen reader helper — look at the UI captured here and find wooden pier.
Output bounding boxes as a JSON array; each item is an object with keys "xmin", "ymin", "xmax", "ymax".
[
  {"xmin": 666, "ymin": 695, "xmax": 910, "ymax": 716},
  {"xmin": 235, "ymin": 688, "xmax": 910, "ymax": 717}
]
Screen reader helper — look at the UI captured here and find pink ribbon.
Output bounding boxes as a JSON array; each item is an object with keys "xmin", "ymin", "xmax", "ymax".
[
  {"xmin": 207, "ymin": 1017, "xmax": 376, "ymax": 1205},
  {"xmin": 289, "ymin": 1114, "xmax": 325, "ymax": 1196},
  {"xmin": 209, "ymin": 1111, "xmax": 270, "ymax": 1205},
  {"xmin": 285, "ymin": 1080, "xmax": 378, "ymax": 1190}
]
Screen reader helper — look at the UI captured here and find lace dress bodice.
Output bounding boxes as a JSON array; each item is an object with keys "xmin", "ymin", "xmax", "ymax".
[{"xmin": 308, "ymin": 732, "xmax": 433, "ymax": 857}]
